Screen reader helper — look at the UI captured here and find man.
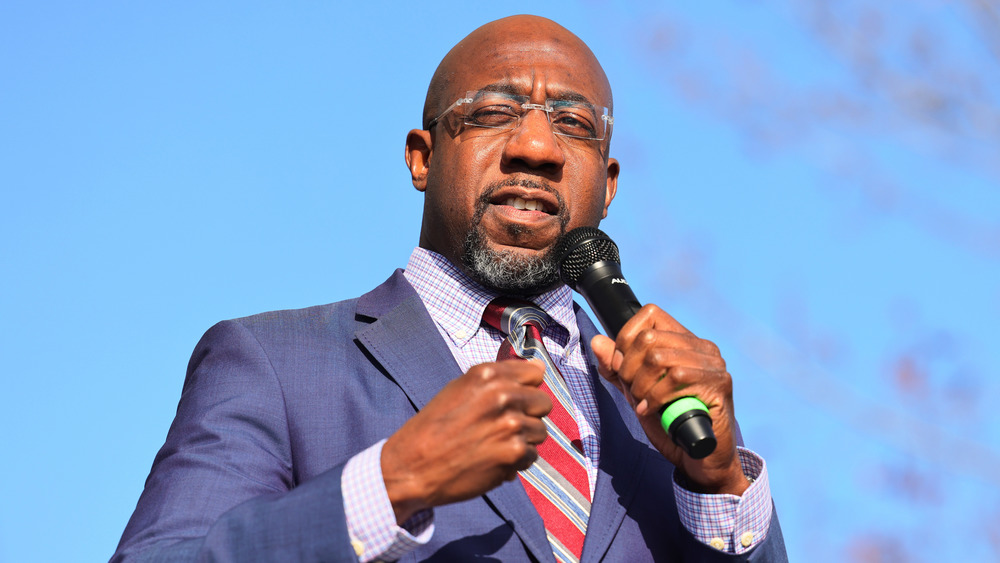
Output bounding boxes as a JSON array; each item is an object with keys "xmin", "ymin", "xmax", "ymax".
[{"xmin": 114, "ymin": 15, "xmax": 786, "ymax": 562}]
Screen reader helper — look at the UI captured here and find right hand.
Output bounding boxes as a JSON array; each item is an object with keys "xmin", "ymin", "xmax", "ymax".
[{"xmin": 380, "ymin": 359, "xmax": 551, "ymax": 524}]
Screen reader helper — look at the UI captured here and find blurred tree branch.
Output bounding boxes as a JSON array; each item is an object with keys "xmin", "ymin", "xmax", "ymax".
[
  {"xmin": 618, "ymin": 2, "xmax": 1000, "ymax": 558},
  {"xmin": 634, "ymin": 0, "xmax": 1000, "ymax": 258}
]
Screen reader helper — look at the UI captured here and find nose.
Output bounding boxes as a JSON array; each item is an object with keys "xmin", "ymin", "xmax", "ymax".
[{"xmin": 500, "ymin": 106, "xmax": 566, "ymax": 173}]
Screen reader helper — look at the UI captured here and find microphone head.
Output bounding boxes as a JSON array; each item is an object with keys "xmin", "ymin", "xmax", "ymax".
[{"xmin": 555, "ymin": 226, "xmax": 621, "ymax": 288}]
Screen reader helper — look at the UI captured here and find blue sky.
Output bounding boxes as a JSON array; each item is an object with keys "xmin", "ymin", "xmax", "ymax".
[{"xmin": 3, "ymin": 2, "xmax": 999, "ymax": 561}]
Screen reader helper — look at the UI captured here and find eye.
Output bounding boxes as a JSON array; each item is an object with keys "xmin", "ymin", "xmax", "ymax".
[
  {"xmin": 550, "ymin": 110, "xmax": 598, "ymax": 138},
  {"xmin": 467, "ymin": 104, "xmax": 520, "ymax": 127}
]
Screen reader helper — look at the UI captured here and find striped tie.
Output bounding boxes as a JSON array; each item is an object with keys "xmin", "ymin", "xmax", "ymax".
[{"xmin": 483, "ymin": 299, "xmax": 590, "ymax": 563}]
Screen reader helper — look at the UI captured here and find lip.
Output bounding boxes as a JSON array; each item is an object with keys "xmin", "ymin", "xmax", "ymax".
[
  {"xmin": 475, "ymin": 185, "xmax": 562, "ymax": 250},
  {"xmin": 487, "ymin": 186, "xmax": 560, "ymax": 216},
  {"xmin": 487, "ymin": 203, "xmax": 556, "ymax": 227}
]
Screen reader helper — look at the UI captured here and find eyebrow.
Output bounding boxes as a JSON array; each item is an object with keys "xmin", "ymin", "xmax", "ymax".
[{"xmin": 477, "ymin": 80, "xmax": 597, "ymax": 106}]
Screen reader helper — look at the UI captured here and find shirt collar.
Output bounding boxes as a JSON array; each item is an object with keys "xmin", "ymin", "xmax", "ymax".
[{"xmin": 403, "ymin": 247, "xmax": 580, "ymax": 348}]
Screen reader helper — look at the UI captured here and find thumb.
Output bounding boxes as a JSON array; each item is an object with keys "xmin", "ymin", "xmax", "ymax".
[{"xmin": 590, "ymin": 334, "xmax": 623, "ymax": 383}]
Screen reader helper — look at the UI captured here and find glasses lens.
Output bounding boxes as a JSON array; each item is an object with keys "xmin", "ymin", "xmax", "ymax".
[
  {"xmin": 463, "ymin": 91, "xmax": 525, "ymax": 130},
  {"xmin": 548, "ymin": 100, "xmax": 604, "ymax": 140}
]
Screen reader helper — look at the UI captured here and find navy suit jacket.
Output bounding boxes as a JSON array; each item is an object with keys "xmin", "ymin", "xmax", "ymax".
[{"xmin": 113, "ymin": 270, "xmax": 786, "ymax": 562}]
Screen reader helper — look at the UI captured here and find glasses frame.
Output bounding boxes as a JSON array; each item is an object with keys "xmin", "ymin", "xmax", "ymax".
[{"xmin": 427, "ymin": 90, "xmax": 614, "ymax": 141}]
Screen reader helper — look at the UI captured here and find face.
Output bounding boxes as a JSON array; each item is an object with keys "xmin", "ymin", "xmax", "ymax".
[{"xmin": 406, "ymin": 17, "xmax": 620, "ymax": 294}]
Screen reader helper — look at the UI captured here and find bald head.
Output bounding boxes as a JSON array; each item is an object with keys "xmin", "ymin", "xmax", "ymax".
[
  {"xmin": 422, "ymin": 15, "xmax": 613, "ymax": 129},
  {"xmin": 406, "ymin": 15, "xmax": 620, "ymax": 294}
]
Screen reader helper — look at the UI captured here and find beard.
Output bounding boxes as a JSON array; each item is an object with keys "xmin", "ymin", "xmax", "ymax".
[{"xmin": 461, "ymin": 179, "xmax": 570, "ymax": 295}]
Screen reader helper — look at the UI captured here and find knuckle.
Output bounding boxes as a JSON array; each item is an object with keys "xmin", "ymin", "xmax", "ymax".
[
  {"xmin": 499, "ymin": 414, "xmax": 525, "ymax": 434},
  {"xmin": 501, "ymin": 443, "xmax": 522, "ymax": 465},
  {"xmin": 471, "ymin": 363, "xmax": 497, "ymax": 382},
  {"xmin": 670, "ymin": 366, "xmax": 694, "ymax": 384},
  {"xmin": 700, "ymin": 338, "xmax": 721, "ymax": 357},
  {"xmin": 490, "ymin": 389, "xmax": 513, "ymax": 412},
  {"xmin": 495, "ymin": 386, "xmax": 520, "ymax": 412},
  {"xmin": 641, "ymin": 303, "xmax": 663, "ymax": 316},
  {"xmin": 637, "ymin": 329, "xmax": 659, "ymax": 347},
  {"xmin": 646, "ymin": 348, "xmax": 669, "ymax": 368},
  {"xmin": 504, "ymin": 441, "xmax": 533, "ymax": 466},
  {"xmin": 721, "ymin": 372, "xmax": 734, "ymax": 394}
]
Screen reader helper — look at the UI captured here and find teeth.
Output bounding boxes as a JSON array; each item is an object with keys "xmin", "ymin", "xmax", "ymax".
[{"xmin": 504, "ymin": 197, "xmax": 542, "ymax": 211}]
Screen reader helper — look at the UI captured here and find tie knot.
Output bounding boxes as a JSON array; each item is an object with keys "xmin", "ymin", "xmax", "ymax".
[{"xmin": 482, "ymin": 298, "xmax": 550, "ymax": 335}]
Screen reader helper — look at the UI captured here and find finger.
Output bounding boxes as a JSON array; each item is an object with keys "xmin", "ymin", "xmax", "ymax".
[
  {"xmin": 616, "ymin": 305, "xmax": 693, "ymax": 350},
  {"xmin": 499, "ymin": 358, "xmax": 547, "ymax": 387},
  {"xmin": 628, "ymin": 328, "xmax": 721, "ymax": 358},
  {"xmin": 510, "ymin": 443, "xmax": 540, "ymax": 474},
  {"xmin": 494, "ymin": 409, "xmax": 548, "ymax": 449},
  {"xmin": 622, "ymin": 348, "xmax": 726, "ymax": 400},
  {"xmin": 483, "ymin": 382, "xmax": 552, "ymax": 421},
  {"xmin": 497, "ymin": 442, "xmax": 539, "ymax": 482},
  {"xmin": 522, "ymin": 388, "xmax": 554, "ymax": 418},
  {"xmin": 521, "ymin": 416, "xmax": 549, "ymax": 445},
  {"xmin": 616, "ymin": 332, "xmax": 724, "ymax": 386},
  {"xmin": 637, "ymin": 367, "xmax": 730, "ymax": 413},
  {"xmin": 590, "ymin": 334, "xmax": 623, "ymax": 381}
]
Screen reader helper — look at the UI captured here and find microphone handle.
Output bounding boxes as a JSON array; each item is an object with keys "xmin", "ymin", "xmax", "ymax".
[
  {"xmin": 575, "ymin": 260, "xmax": 642, "ymax": 336},
  {"xmin": 579, "ymin": 262, "xmax": 717, "ymax": 459}
]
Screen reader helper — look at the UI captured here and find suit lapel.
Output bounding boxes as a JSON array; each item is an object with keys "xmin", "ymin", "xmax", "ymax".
[
  {"xmin": 355, "ymin": 296, "xmax": 461, "ymax": 411},
  {"xmin": 353, "ymin": 270, "xmax": 555, "ymax": 563}
]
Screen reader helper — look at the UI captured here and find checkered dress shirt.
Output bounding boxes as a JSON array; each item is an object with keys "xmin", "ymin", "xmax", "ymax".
[{"xmin": 341, "ymin": 248, "xmax": 772, "ymax": 561}]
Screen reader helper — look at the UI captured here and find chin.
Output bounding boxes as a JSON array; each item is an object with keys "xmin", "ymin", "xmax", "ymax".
[{"xmin": 462, "ymin": 231, "xmax": 561, "ymax": 295}]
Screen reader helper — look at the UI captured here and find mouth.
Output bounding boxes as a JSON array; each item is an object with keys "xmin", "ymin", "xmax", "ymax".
[
  {"xmin": 497, "ymin": 196, "xmax": 557, "ymax": 215},
  {"xmin": 472, "ymin": 179, "xmax": 568, "ymax": 251},
  {"xmin": 485, "ymin": 181, "xmax": 561, "ymax": 218}
]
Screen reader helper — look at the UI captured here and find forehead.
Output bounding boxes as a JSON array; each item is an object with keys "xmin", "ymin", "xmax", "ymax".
[{"xmin": 447, "ymin": 34, "xmax": 612, "ymax": 108}]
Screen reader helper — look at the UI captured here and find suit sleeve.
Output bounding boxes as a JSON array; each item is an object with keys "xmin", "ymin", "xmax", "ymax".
[{"xmin": 111, "ymin": 320, "xmax": 360, "ymax": 563}]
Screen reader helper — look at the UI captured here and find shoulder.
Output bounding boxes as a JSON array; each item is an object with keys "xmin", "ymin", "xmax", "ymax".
[
  {"xmin": 212, "ymin": 269, "xmax": 414, "ymax": 345},
  {"xmin": 187, "ymin": 299, "xmax": 361, "ymax": 358},
  {"xmin": 190, "ymin": 270, "xmax": 417, "ymax": 368},
  {"xmin": 231, "ymin": 299, "xmax": 360, "ymax": 338}
]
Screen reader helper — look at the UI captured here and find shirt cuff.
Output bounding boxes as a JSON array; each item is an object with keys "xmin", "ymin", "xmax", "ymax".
[
  {"xmin": 672, "ymin": 447, "xmax": 773, "ymax": 554},
  {"xmin": 341, "ymin": 439, "xmax": 434, "ymax": 562}
]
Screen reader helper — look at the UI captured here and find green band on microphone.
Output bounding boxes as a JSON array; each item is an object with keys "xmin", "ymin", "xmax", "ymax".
[{"xmin": 660, "ymin": 396, "xmax": 710, "ymax": 431}]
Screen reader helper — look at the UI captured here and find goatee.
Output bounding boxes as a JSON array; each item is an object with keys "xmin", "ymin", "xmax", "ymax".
[{"xmin": 461, "ymin": 179, "xmax": 569, "ymax": 295}]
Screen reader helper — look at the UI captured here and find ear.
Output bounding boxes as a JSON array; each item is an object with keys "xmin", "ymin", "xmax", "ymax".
[
  {"xmin": 601, "ymin": 157, "xmax": 620, "ymax": 219},
  {"xmin": 405, "ymin": 129, "xmax": 433, "ymax": 192}
]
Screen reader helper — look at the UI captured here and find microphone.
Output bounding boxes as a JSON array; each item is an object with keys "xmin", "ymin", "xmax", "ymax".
[{"xmin": 555, "ymin": 226, "xmax": 717, "ymax": 459}]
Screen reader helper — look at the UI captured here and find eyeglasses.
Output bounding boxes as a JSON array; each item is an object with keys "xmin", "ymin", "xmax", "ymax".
[{"xmin": 427, "ymin": 90, "xmax": 613, "ymax": 141}]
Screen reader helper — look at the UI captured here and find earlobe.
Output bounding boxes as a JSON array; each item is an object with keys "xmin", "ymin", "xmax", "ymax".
[
  {"xmin": 405, "ymin": 129, "xmax": 433, "ymax": 192},
  {"xmin": 602, "ymin": 157, "xmax": 620, "ymax": 218}
]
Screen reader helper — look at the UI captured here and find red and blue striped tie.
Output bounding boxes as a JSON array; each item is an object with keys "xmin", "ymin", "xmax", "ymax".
[{"xmin": 483, "ymin": 298, "xmax": 590, "ymax": 563}]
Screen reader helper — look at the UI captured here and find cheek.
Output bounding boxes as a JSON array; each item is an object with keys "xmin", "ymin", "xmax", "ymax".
[
  {"xmin": 464, "ymin": 138, "xmax": 502, "ymax": 171},
  {"xmin": 441, "ymin": 142, "xmax": 500, "ymax": 198},
  {"xmin": 578, "ymin": 193, "xmax": 609, "ymax": 225},
  {"xmin": 433, "ymin": 138, "xmax": 497, "ymax": 184},
  {"xmin": 566, "ymin": 161, "xmax": 611, "ymax": 223},
  {"xmin": 424, "ymin": 148, "xmax": 489, "ymax": 233}
]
